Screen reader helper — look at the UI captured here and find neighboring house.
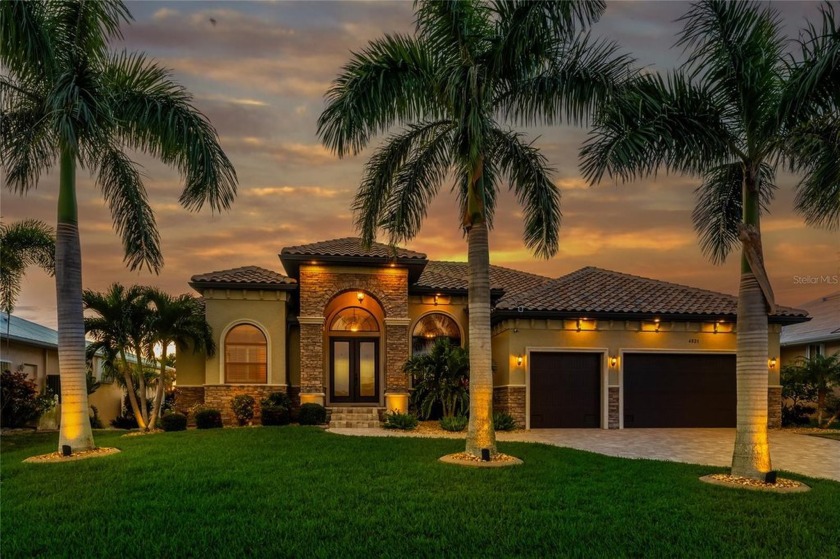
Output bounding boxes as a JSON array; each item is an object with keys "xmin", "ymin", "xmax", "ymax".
[
  {"xmin": 781, "ymin": 291, "xmax": 840, "ymax": 364},
  {"xmin": 177, "ymin": 237, "xmax": 809, "ymax": 429},
  {"xmin": 0, "ymin": 314, "xmax": 154, "ymax": 425}
]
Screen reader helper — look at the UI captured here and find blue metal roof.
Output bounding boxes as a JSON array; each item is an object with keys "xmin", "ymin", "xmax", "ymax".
[{"xmin": 0, "ymin": 314, "xmax": 58, "ymax": 349}]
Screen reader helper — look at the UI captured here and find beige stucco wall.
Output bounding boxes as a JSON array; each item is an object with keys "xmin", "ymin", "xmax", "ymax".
[
  {"xmin": 492, "ymin": 318, "xmax": 782, "ymax": 386},
  {"xmin": 199, "ymin": 288, "xmax": 290, "ymax": 386},
  {"xmin": 0, "ymin": 340, "xmax": 58, "ymax": 391},
  {"xmin": 175, "ymin": 340, "xmax": 206, "ymax": 386},
  {"xmin": 287, "ymin": 324, "xmax": 300, "ymax": 387},
  {"xmin": 781, "ymin": 340, "xmax": 840, "ymax": 366},
  {"xmin": 88, "ymin": 381, "xmax": 124, "ymax": 425}
]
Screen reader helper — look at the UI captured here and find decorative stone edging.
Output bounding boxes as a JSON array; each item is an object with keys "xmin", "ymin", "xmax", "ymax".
[
  {"xmin": 439, "ymin": 452, "xmax": 524, "ymax": 468},
  {"xmin": 698, "ymin": 474, "xmax": 810, "ymax": 493},
  {"xmin": 23, "ymin": 447, "xmax": 121, "ymax": 464}
]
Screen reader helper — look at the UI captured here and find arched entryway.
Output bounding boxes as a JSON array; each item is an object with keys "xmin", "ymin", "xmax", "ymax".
[{"xmin": 324, "ymin": 292, "xmax": 384, "ymax": 404}]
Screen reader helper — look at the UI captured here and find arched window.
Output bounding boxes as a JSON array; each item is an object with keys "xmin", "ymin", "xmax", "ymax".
[
  {"xmin": 225, "ymin": 324, "xmax": 267, "ymax": 383},
  {"xmin": 330, "ymin": 307, "xmax": 379, "ymax": 333},
  {"xmin": 412, "ymin": 313, "xmax": 461, "ymax": 355}
]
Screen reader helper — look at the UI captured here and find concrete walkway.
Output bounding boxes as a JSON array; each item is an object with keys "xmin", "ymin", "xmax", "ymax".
[{"xmin": 328, "ymin": 427, "xmax": 840, "ymax": 482}]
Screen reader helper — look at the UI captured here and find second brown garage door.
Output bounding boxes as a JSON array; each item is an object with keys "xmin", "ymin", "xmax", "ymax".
[
  {"xmin": 623, "ymin": 353, "xmax": 736, "ymax": 428},
  {"xmin": 530, "ymin": 352, "xmax": 601, "ymax": 428}
]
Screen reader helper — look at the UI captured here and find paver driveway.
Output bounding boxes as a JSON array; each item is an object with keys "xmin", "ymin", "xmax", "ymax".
[{"xmin": 330, "ymin": 427, "xmax": 840, "ymax": 481}]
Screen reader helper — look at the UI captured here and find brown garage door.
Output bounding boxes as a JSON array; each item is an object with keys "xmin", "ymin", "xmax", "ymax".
[
  {"xmin": 623, "ymin": 353, "xmax": 736, "ymax": 428},
  {"xmin": 530, "ymin": 352, "xmax": 601, "ymax": 428}
]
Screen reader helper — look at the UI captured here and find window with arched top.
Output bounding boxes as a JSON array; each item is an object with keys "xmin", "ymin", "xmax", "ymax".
[
  {"xmin": 225, "ymin": 324, "xmax": 267, "ymax": 383},
  {"xmin": 330, "ymin": 307, "xmax": 379, "ymax": 333},
  {"xmin": 412, "ymin": 313, "xmax": 461, "ymax": 355}
]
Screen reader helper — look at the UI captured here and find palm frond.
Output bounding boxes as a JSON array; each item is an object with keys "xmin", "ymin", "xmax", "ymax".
[
  {"xmin": 94, "ymin": 144, "xmax": 162, "ymax": 272},
  {"xmin": 0, "ymin": 219, "xmax": 55, "ymax": 314},
  {"xmin": 580, "ymin": 72, "xmax": 734, "ymax": 186},
  {"xmin": 787, "ymin": 114, "xmax": 840, "ymax": 230},
  {"xmin": 102, "ymin": 51, "xmax": 237, "ymax": 213},
  {"xmin": 318, "ymin": 33, "xmax": 441, "ymax": 157},
  {"xmin": 0, "ymin": 102, "xmax": 56, "ymax": 193},
  {"xmin": 51, "ymin": 0, "xmax": 131, "ymax": 61},
  {"xmin": 495, "ymin": 33, "xmax": 634, "ymax": 127},
  {"xmin": 491, "ymin": 128, "xmax": 561, "ymax": 258},
  {"xmin": 414, "ymin": 0, "xmax": 490, "ymax": 62},
  {"xmin": 353, "ymin": 120, "xmax": 454, "ymax": 246},
  {"xmin": 0, "ymin": 0, "xmax": 54, "ymax": 80},
  {"xmin": 380, "ymin": 126, "xmax": 455, "ymax": 245},
  {"xmin": 692, "ymin": 162, "xmax": 776, "ymax": 264}
]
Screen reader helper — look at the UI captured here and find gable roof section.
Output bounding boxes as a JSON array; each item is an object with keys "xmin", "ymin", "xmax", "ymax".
[
  {"xmin": 414, "ymin": 261, "xmax": 549, "ymax": 298},
  {"xmin": 280, "ymin": 237, "xmax": 429, "ymax": 282},
  {"xmin": 190, "ymin": 265, "xmax": 297, "ymax": 291},
  {"xmin": 494, "ymin": 267, "xmax": 808, "ymax": 324},
  {"xmin": 781, "ymin": 291, "xmax": 840, "ymax": 346},
  {"xmin": 0, "ymin": 314, "xmax": 58, "ymax": 349}
]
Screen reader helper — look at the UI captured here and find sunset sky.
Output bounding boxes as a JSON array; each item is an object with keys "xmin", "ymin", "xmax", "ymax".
[{"xmin": 4, "ymin": 0, "xmax": 838, "ymax": 329}]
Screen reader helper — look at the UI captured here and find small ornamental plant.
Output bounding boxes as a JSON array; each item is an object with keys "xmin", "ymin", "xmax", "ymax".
[
  {"xmin": 298, "ymin": 403, "xmax": 327, "ymax": 425},
  {"xmin": 439, "ymin": 415, "xmax": 468, "ymax": 432},
  {"xmin": 230, "ymin": 394, "xmax": 256, "ymax": 426},
  {"xmin": 193, "ymin": 406, "xmax": 223, "ymax": 429},
  {"xmin": 383, "ymin": 411, "xmax": 418, "ymax": 430},
  {"xmin": 260, "ymin": 392, "xmax": 292, "ymax": 426},
  {"xmin": 160, "ymin": 412, "xmax": 188, "ymax": 432},
  {"xmin": 493, "ymin": 412, "xmax": 517, "ymax": 431}
]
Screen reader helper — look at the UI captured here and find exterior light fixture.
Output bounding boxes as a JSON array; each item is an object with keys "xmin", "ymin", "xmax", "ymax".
[
  {"xmin": 609, "ymin": 356, "xmax": 618, "ymax": 368},
  {"xmin": 61, "ymin": 445, "xmax": 72, "ymax": 457},
  {"xmin": 481, "ymin": 448, "xmax": 491, "ymax": 462},
  {"xmin": 713, "ymin": 322, "xmax": 719, "ymax": 334},
  {"xmin": 356, "ymin": 292, "xmax": 365, "ymax": 303},
  {"xmin": 434, "ymin": 293, "xmax": 440, "ymax": 305},
  {"xmin": 769, "ymin": 357, "xmax": 777, "ymax": 368},
  {"xmin": 516, "ymin": 355, "xmax": 523, "ymax": 367},
  {"xmin": 576, "ymin": 318, "xmax": 582, "ymax": 332}
]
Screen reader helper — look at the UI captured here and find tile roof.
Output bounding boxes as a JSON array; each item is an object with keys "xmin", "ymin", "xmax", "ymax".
[
  {"xmin": 190, "ymin": 266, "xmax": 297, "ymax": 289},
  {"xmin": 495, "ymin": 266, "xmax": 808, "ymax": 320},
  {"xmin": 281, "ymin": 237, "xmax": 427, "ymax": 260},
  {"xmin": 415, "ymin": 261, "xmax": 550, "ymax": 296},
  {"xmin": 781, "ymin": 291, "xmax": 840, "ymax": 345},
  {"xmin": 0, "ymin": 314, "xmax": 58, "ymax": 348}
]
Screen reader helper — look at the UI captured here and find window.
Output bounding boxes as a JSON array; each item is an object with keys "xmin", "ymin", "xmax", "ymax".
[
  {"xmin": 412, "ymin": 313, "xmax": 461, "ymax": 355},
  {"xmin": 330, "ymin": 307, "xmax": 379, "ymax": 333},
  {"xmin": 225, "ymin": 324, "xmax": 267, "ymax": 384},
  {"xmin": 806, "ymin": 344, "xmax": 825, "ymax": 358}
]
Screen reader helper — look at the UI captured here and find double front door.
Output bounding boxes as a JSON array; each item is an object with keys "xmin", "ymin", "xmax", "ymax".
[{"xmin": 330, "ymin": 338, "xmax": 379, "ymax": 403}]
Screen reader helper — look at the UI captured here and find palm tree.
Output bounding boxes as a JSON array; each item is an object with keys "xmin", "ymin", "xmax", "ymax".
[
  {"xmin": 404, "ymin": 338, "xmax": 470, "ymax": 419},
  {"xmin": 0, "ymin": 219, "xmax": 55, "ymax": 317},
  {"xmin": 1, "ymin": 1, "xmax": 237, "ymax": 450},
  {"xmin": 84, "ymin": 284, "xmax": 151, "ymax": 430},
  {"xmin": 318, "ymin": 0, "xmax": 630, "ymax": 457},
  {"xmin": 579, "ymin": 0, "xmax": 839, "ymax": 479},
  {"xmin": 144, "ymin": 289, "xmax": 215, "ymax": 430}
]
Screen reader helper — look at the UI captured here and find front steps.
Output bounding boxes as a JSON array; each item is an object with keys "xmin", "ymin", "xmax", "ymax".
[{"xmin": 328, "ymin": 407, "xmax": 383, "ymax": 429}]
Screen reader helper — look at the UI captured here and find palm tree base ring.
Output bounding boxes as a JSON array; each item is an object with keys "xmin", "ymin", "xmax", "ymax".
[
  {"xmin": 439, "ymin": 452, "xmax": 523, "ymax": 468},
  {"xmin": 23, "ymin": 447, "xmax": 120, "ymax": 464},
  {"xmin": 699, "ymin": 474, "xmax": 809, "ymax": 493}
]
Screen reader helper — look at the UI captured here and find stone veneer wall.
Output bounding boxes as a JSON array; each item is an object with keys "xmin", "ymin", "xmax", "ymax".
[
  {"xmin": 298, "ymin": 267, "xmax": 410, "ymax": 399},
  {"xmin": 608, "ymin": 387, "xmax": 620, "ymax": 429},
  {"xmin": 204, "ymin": 385, "xmax": 287, "ymax": 426},
  {"xmin": 493, "ymin": 386, "xmax": 525, "ymax": 428},
  {"xmin": 174, "ymin": 386, "xmax": 205, "ymax": 414},
  {"xmin": 768, "ymin": 386, "xmax": 782, "ymax": 429}
]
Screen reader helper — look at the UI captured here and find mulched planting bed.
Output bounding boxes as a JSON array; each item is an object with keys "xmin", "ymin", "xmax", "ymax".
[
  {"xmin": 440, "ymin": 451, "xmax": 523, "ymax": 467},
  {"xmin": 699, "ymin": 473, "xmax": 810, "ymax": 493},
  {"xmin": 23, "ymin": 447, "xmax": 120, "ymax": 463}
]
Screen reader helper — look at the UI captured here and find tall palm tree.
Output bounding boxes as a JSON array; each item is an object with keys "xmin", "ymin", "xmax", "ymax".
[
  {"xmin": 0, "ymin": 218, "xmax": 55, "ymax": 317},
  {"xmin": 318, "ymin": 0, "xmax": 631, "ymax": 457},
  {"xmin": 580, "ymin": 0, "xmax": 839, "ymax": 479},
  {"xmin": 1, "ymin": 1, "xmax": 237, "ymax": 450},
  {"xmin": 144, "ymin": 289, "xmax": 214, "ymax": 430},
  {"xmin": 84, "ymin": 284, "xmax": 151, "ymax": 430}
]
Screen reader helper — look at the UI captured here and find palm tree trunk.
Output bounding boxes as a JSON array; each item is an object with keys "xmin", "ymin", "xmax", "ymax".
[
  {"xmin": 816, "ymin": 388, "xmax": 825, "ymax": 427},
  {"xmin": 119, "ymin": 349, "xmax": 146, "ymax": 429},
  {"xmin": 134, "ymin": 341, "xmax": 149, "ymax": 427},
  {"xmin": 56, "ymin": 146, "xmax": 95, "ymax": 451},
  {"xmin": 147, "ymin": 346, "xmax": 168, "ymax": 430},
  {"xmin": 731, "ymin": 171, "xmax": 771, "ymax": 479},
  {"xmin": 465, "ymin": 219, "xmax": 497, "ymax": 457}
]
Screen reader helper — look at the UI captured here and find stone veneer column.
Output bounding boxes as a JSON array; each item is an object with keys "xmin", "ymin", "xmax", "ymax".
[
  {"xmin": 298, "ymin": 316, "xmax": 325, "ymax": 406},
  {"xmin": 384, "ymin": 317, "xmax": 410, "ymax": 413},
  {"xmin": 608, "ymin": 387, "xmax": 620, "ymax": 429},
  {"xmin": 768, "ymin": 386, "xmax": 782, "ymax": 429}
]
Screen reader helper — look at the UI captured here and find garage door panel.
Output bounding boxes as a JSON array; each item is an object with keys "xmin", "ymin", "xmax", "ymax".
[
  {"xmin": 530, "ymin": 352, "xmax": 601, "ymax": 428},
  {"xmin": 623, "ymin": 353, "xmax": 736, "ymax": 428}
]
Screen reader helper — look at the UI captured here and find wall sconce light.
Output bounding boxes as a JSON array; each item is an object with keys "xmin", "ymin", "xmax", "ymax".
[
  {"xmin": 713, "ymin": 322, "xmax": 719, "ymax": 334},
  {"xmin": 433, "ymin": 293, "xmax": 440, "ymax": 306},
  {"xmin": 769, "ymin": 357, "xmax": 777, "ymax": 369},
  {"xmin": 516, "ymin": 355, "xmax": 523, "ymax": 367},
  {"xmin": 356, "ymin": 292, "xmax": 365, "ymax": 303},
  {"xmin": 654, "ymin": 317, "xmax": 660, "ymax": 333},
  {"xmin": 576, "ymin": 318, "xmax": 582, "ymax": 332},
  {"xmin": 609, "ymin": 356, "xmax": 618, "ymax": 368}
]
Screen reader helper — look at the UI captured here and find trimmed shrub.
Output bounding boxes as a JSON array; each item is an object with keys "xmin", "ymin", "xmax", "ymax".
[
  {"xmin": 161, "ymin": 412, "xmax": 187, "ymax": 432},
  {"xmin": 782, "ymin": 403, "xmax": 814, "ymax": 427},
  {"xmin": 230, "ymin": 394, "xmax": 256, "ymax": 426},
  {"xmin": 298, "ymin": 403, "xmax": 327, "ymax": 425},
  {"xmin": 260, "ymin": 392, "xmax": 292, "ymax": 426},
  {"xmin": 439, "ymin": 415, "xmax": 468, "ymax": 432},
  {"xmin": 493, "ymin": 412, "xmax": 517, "ymax": 431},
  {"xmin": 194, "ymin": 407, "xmax": 223, "ymax": 429},
  {"xmin": 110, "ymin": 414, "xmax": 139, "ymax": 430},
  {"xmin": 383, "ymin": 411, "xmax": 418, "ymax": 430},
  {"xmin": 0, "ymin": 369, "xmax": 54, "ymax": 428}
]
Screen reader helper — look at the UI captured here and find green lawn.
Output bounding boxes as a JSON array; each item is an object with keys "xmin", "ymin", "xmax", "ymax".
[{"xmin": 2, "ymin": 428, "xmax": 838, "ymax": 559}]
